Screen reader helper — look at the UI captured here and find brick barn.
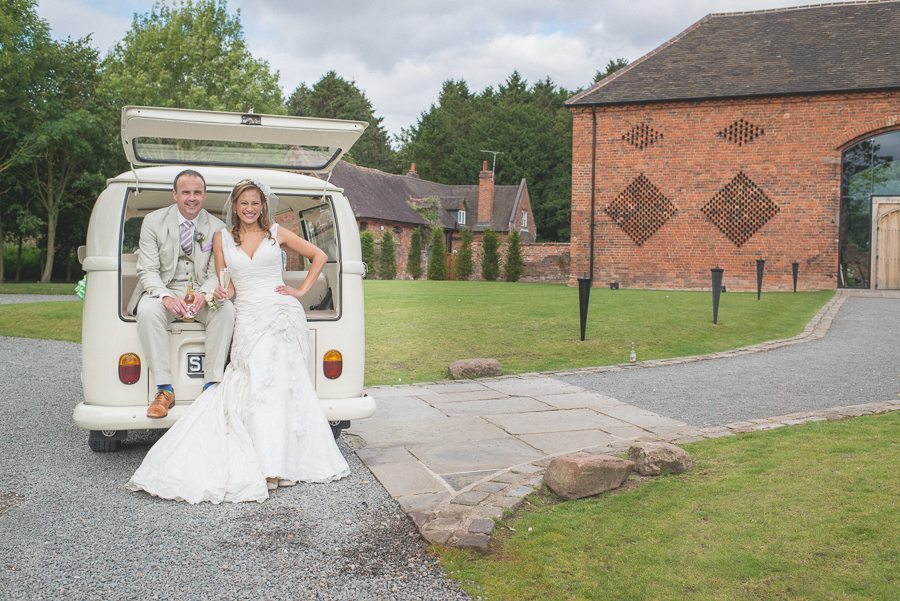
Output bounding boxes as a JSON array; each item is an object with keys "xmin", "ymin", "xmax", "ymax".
[{"xmin": 566, "ymin": 1, "xmax": 900, "ymax": 291}]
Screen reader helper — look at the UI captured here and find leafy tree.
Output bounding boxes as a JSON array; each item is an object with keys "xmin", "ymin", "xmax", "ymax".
[
  {"xmin": 19, "ymin": 36, "xmax": 107, "ymax": 282},
  {"xmin": 100, "ymin": 0, "xmax": 283, "ymax": 171},
  {"xmin": 378, "ymin": 230, "xmax": 396, "ymax": 279},
  {"xmin": 481, "ymin": 229, "xmax": 500, "ymax": 281},
  {"xmin": 427, "ymin": 227, "xmax": 446, "ymax": 280},
  {"xmin": 360, "ymin": 231, "xmax": 375, "ymax": 278},
  {"xmin": 407, "ymin": 227, "xmax": 423, "ymax": 279},
  {"xmin": 593, "ymin": 58, "xmax": 629, "ymax": 83},
  {"xmin": 504, "ymin": 230, "xmax": 524, "ymax": 282},
  {"xmin": 0, "ymin": 0, "xmax": 52, "ymax": 281},
  {"xmin": 287, "ymin": 71, "xmax": 396, "ymax": 172},
  {"xmin": 455, "ymin": 228, "xmax": 473, "ymax": 280}
]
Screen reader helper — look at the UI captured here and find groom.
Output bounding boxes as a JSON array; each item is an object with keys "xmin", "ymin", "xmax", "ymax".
[{"xmin": 127, "ymin": 169, "xmax": 235, "ymax": 418}]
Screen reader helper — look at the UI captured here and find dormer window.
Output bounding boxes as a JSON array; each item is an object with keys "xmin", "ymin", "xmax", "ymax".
[
  {"xmin": 521, "ymin": 210, "xmax": 528, "ymax": 229},
  {"xmin": 457, "ymin": 210, "xmax": 466, "ymax": 225}
]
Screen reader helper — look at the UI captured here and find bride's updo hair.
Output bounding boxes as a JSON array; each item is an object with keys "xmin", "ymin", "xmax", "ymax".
[{"xmin": 229, "ymin": 180, "xmax": 274, "ymax": 246}]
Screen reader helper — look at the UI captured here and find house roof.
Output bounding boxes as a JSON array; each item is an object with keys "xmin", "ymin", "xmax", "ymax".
[
  {"xmin": 567, "ymin": 1, "xmax": 900, "ymax": 107},
  {"xmin": 325, "ymin": 161, "xmax": 527, "ymax": 232}
]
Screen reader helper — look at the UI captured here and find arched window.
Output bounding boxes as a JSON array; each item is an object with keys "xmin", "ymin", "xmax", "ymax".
[{"xmin": 839, "ymin": 130, "xmax": 900, "ymax": 288}]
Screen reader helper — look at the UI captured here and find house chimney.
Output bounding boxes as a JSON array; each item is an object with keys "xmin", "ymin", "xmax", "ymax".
[
  {"xmin": 406, "ymin": 162, "xmax": 419, "ymax": 178},
  {"xmin": 477, "ymin": 160, "xmax": 494, "ymax": 224}
]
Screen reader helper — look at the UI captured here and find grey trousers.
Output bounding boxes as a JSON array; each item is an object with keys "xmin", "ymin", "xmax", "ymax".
[{"xmin": 135, "ymin": 295, "xmax": 235, "ymax": 386}]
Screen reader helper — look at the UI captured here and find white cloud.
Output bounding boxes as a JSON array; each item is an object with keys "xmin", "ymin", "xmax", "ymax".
[{"xmin": 38, "ymin": 0, "xmax": 849, "ymax": 137}]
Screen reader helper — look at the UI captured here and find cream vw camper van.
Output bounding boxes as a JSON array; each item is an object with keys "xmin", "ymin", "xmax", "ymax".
[{"xmin": 75, "ymin": 106, "xmax": 376, "ymax": 452}]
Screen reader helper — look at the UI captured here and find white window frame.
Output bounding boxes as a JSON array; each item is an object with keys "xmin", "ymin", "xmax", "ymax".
[
  {"xmin": 457, "ymin": 210, "xmax": 466, "ymax": 225},
  {"xmin": 521, "ymin": 210, "xmax": 528, "ymax": 229}
]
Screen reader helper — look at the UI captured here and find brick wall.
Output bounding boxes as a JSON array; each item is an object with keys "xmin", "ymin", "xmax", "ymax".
[{"xmin": 569, "ymin": 91, "xmax": 900, "ymax": 291}]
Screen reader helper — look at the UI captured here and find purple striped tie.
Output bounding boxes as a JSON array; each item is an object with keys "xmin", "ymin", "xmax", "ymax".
[{"xmin": 180, "ymin": 221, "xmax": 194, "ymax": 255}]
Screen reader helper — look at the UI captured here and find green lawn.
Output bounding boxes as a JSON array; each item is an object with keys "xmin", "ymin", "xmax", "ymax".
[
  {"xmin": 0, "ymin": 282, "xmax": 77, "ymax": 294},
  {"xmin": 364, "ymin": 281, "xmax": 832, "ymax": 385},
  {"xmin": 438, "ymin": 412, "xmax": 900, "ymax": 600},
  {"xmin": 0, "ymin": 280, "xmax": 832, "ymax": 385}
]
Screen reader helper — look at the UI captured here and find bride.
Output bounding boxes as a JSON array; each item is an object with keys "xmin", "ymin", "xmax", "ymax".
[{"xmin": 127, "ymin": 179, "xmax": 350, "ymax": 503}]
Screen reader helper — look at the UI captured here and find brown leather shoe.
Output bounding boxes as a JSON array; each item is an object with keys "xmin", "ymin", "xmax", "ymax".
[{"xmin": 147, "ymin": 389, "xmax": 175, "ymax": 418}]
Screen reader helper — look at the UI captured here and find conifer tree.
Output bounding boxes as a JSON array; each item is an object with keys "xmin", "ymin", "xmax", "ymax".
[
  {"xmin": 427, "ymin": 227, "xmax": 446, "ymax": 280},
  {"xmin": 455, "ymin": 229, "xmax": 473, "ymax": 280},
  {"xmin": 407, "ymin": 227, "xmax": 423, "ymax": 279},
  {"xmin": 360, "ymin": 231, "xmax": 376, "ymax": 278},
  {"xmin": 504, "ymin": 230, "xmax": 524, "ymax": 282},
  {"xmin": 378, "ymin": 230, "xmax": 397, "ymax": 279},
  {"xmin": 481, "ymin": 229, "xmax": 500, "ymax": 281}
]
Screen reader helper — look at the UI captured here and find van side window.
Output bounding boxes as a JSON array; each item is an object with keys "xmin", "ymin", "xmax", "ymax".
[{"xmin": 300, "ymin": 202, "xmax": 338, "ymax": 261}]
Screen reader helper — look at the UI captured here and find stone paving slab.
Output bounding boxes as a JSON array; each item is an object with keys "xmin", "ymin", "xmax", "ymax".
[
  {"xmin": 408, "ymin": 436, "xmax": 545, "ymax": 474},
  {"xmin": 350, "ymin": 415, "xmax": 509, "ymax": 448},
  {"xmin": 518, "ymin": 429, "xmax": 623, "ymax": 454}
]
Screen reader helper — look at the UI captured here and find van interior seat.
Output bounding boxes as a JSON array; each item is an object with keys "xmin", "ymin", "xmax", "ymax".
[{"xmin": 120, "ymin": 254, "xmax": 329, "ymax": 317}]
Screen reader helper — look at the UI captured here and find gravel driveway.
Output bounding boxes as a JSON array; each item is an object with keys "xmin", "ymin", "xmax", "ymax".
[
  {"xmin": 0, "ymin": 338, "xmax": 469, "ymax": 600},
  {"xmin": 560, "ymin": 296, "xmax": 900, "ymax": 427}
]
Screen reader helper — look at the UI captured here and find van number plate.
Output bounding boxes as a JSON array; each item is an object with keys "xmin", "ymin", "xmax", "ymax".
[{"xmin": 186, "ymin": 353, "xmax": 205, "ymax": 378}]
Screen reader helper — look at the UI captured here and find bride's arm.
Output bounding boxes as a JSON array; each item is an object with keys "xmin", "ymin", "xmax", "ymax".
[
  {"xmin": 275, "ymin": 228, "xmax": 327, "ymax": 299},
  {"xmin": 212, "ymin": 232, "xmax": 235, "ymax": 301}
]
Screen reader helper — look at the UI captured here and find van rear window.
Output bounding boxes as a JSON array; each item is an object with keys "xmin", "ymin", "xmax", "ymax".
[{"xmin": 131, "ymin": 138, "xmax": 342, "ymax": 171}]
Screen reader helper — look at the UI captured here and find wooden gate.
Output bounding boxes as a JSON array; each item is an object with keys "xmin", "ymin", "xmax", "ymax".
[{"xmin": 875, "ymin": 204, "xmax": 900, "ymax": 289}]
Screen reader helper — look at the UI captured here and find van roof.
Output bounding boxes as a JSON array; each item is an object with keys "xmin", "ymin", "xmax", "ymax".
[{"xmin": 107, "ymin": 165, "xmax": 343, "ymax": 193}]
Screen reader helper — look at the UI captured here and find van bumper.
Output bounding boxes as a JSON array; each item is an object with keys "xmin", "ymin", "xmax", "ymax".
[{"xmin": 73, "ymin": 394, "xmax": 377, "ymax": 431}]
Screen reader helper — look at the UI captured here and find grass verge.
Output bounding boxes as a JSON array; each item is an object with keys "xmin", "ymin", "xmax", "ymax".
[
  {"xmin": 0, "ymin": 301, "xmax": 82, "ymax": 342},
  {"xmin": 438, "ymin": 412, "xmax": 899, "ymax": 600},
  {"xmin": 0, "ymin": 282, "xmax": 77, "ymax": 294},
  {"xmin": 364, "ymin": 281, "xmax": 832, "ymax": 385}
]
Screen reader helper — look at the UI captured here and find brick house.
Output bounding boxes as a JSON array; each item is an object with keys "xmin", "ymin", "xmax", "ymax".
[
  {"xmin": 326, "ymin": 160, "xmax": 537, "ymax": 278},
  {"xmin": 566, "ymin": 1, "xmax": 900, "ymax": 291}
]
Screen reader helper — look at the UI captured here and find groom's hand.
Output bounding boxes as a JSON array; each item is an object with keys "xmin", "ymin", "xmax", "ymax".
[{"xmin": 162, "ymin": 295, "xmax": 187, "ymax": 317}]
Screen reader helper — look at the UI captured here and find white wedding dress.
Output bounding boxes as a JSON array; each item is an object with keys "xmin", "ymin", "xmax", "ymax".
[{"xmin": 127, "ymin": 224, "xmax": 350, "ymax": 504}]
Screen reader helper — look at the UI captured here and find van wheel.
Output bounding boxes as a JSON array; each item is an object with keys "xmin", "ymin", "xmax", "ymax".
[
  {"xmin": 88, "ymin": 430, "xmax": 126, "ymax": 453},
  {"xmin": 329, "ymin": 420, "xmax": 350, "ymax": 439}
]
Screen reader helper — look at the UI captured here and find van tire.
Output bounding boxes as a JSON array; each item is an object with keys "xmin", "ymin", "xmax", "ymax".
[
  {"xmin": 88, "ymin": 430, "xmax": 126, "ymax": 453},
  {"xmin": 329, "ymin": 420, "xmax": 350, "ymax": 439}
]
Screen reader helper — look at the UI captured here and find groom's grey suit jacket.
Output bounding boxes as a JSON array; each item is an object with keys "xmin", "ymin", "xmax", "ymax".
[{"xmin": 127, "ymin": 204, "xmax": 225, "ymax": 315}]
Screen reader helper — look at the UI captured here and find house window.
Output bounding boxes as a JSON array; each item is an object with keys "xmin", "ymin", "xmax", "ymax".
[
  {"xmin": 521, "ymin": 210, "xmax": 528, "ymax": 229},
  {"xmin": 359, "ymin": 221, "xmax": 368, "ymax": 231},
  {"xmin": 457, "ymin": 210, "xmax": 466, "ymax": 225}
]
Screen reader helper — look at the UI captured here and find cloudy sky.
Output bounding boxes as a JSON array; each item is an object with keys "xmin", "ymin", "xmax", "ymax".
[{"xmin": 37, "ymin": 0, "xmax": 844, "ymax": 139}]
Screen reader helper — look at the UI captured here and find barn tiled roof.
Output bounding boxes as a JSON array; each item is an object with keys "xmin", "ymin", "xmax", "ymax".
[
  {"xmin": 567, "ymin": 1, "xmax": 900, "ymax": 107},
  {"xmin": 325, "ymin": 161, "xmax": 526, "ymax": 233}
]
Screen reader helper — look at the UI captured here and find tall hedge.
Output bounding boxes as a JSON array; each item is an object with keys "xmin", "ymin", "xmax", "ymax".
[
  {"xmin": 407, "ymin": 227, "xmax": 423, "ymax": 279},
  {"xmin": 455, "ymin": 229, "xmax": 473, "ymax": 280},
  {"xmin": 427, "ymin": 227, "xmax": 446, "ymax": 280},
  {"xmin": 481, "ymin": 229, "xmax": 499, "ymax": 281},
  {"xmin": 360, "ymin": 231, "xmax": 376, "ymax": 279},
  {"xmin": 378, "ymin": 230, "xmax": 397, "ymax": 279},
  {"xmin": 504, "ymin": 230, "xmax": 524, "ymax": 282}
]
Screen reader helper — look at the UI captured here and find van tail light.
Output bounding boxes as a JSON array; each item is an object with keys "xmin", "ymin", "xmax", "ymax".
[
  {"xmin": 119, "ymin": 353, "xmax": 141, "ymax": 384},
  {"xmin": 323, "ymin": 350, "xmax": 343, "ymax": 379}
]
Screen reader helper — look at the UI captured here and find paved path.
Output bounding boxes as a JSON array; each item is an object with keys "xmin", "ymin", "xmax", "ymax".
[
  {"xmin": 348, "ymin": 292, "xmax": 900, "ymax": 548},
  {"xmin": 0, "ymin": 294, "xmax": 78, "ymax": 304}
]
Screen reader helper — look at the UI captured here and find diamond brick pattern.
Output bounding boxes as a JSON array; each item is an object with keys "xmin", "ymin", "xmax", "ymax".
[
  {"xmin": 702, "ymin": 171, "xmax": 780, "ymax": 246},
  {"xmin": 717, "ymin": 118, "xmax": 764, "ymax": 146},
  {"xmin": 606, "ymin": 174, "xmax": 677, "ymax": 245},
  {"xmin": 622, "ymin": 123, "xmax": 664, "ymax": 150}
]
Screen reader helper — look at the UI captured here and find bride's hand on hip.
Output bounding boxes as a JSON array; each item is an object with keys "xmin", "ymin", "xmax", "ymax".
[{"xmin": 275, "ymin": 284, "xmax": 305, "ymax": 298}]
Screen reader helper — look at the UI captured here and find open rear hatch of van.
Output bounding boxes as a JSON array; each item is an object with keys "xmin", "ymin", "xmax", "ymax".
[{"xmin": 121, "ymin": 106, "xmax": 367, "ymax": 172}]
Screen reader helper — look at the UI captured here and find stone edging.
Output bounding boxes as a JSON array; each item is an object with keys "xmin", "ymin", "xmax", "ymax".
[{"xmin": 415, "ymin": 399, "xmax": 900, "ymax": 550}]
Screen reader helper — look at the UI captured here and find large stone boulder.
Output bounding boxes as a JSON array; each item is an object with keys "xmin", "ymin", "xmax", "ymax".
[
  {"xmin": 544, "ymin": 454, "xmax": 634, "ymax": 500},
  {"xmin": 448, "ymin": 358, "xmax": 502, "ymax": 380},
  {"xmin": 627, "ymin": 442, "xmax": 693, "ymax": 476}
]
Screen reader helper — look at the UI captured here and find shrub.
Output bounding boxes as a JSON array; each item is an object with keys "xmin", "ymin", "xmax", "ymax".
[
  {"xmin": 427, "ymin": 227, "xmax": 446, "ymax": 280},
  {"xmin": 378, "ymin": 230, "xmax": 397, "ymax": 279},
  {"xmin": 504, "ymin": 230, "xmax": 524, "ymax": 282},
  {"xmin": 455, "ymin": 229, "xmax": 473, "ymax": 280},
  {"xmin": 360, "ymin": 231, "xmax": 376, "ymax": 279},
  {"xmin": 407, "ymin": 228, "xmax": 423, "ymax": 279},
  {"xmin": 481, "ymin": 229, "xmax": 499, "ymax": 281}
]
